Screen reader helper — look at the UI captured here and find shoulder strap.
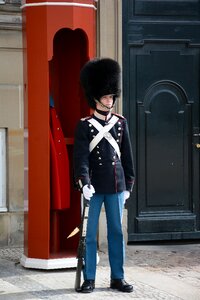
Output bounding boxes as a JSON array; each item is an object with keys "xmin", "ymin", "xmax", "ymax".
[{"xmin": 87, "ymin": 116, "xmax": 121, "ymax": 158}]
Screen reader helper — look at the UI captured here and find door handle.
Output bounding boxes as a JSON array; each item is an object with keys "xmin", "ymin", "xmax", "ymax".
[
  {"xmin": 193, "ymin": 133, "xmax": 200, "ymax": 137},
  {"xmin": 195, "ymin": 143, "xmax": 200, "ymax": 149}
]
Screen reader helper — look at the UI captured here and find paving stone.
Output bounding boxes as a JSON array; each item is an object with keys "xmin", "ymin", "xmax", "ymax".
[{"xmin": 0, "ymin": 244, "xmax": 199, "ymax": 299}]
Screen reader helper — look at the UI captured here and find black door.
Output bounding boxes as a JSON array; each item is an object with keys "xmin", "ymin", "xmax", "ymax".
[{"xmin": 123, "ymin": 0, "xmax": 200, "ymax": 241}]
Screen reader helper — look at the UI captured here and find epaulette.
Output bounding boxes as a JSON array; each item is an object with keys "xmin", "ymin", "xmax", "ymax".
[
  {"xmin": 112, "ymin": 112, "xmax": 125, "ymax": 119},
  {"xmin": 80, "ymin": 116, "xmax": 92, "ymax": 121}
]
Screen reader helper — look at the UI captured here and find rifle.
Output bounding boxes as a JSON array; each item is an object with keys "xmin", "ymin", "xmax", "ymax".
[{"xmin": 67, "ymin": 196, "xmax": 90, "ymax": 292}]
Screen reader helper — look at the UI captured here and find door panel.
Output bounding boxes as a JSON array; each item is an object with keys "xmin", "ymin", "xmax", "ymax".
[
  {"xmin": 134, "ymin": 0, "xmax": 200, "ymax": 16},
  {"xmin": 123, "ymin": 0, "xmax": 200, "ymax": 241},
  {"xmin": 138, "ymin": 80, "xmax": 193, "ymax": 232}
]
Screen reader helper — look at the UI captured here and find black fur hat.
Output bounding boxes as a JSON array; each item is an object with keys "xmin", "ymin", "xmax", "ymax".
[{"xmin": 80, "ymin": 58, "xmax": 121, "ymax": 109}]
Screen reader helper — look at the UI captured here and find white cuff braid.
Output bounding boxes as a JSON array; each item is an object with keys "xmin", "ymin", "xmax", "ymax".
[{"xmin": 82, "ymin": 185, "xmax": 95, "ymax": 200}]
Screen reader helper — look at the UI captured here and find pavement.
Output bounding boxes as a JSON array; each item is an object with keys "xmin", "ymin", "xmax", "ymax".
[{"xmin": 0, "ymin": 241, "xmax": 200, "ymax": 299}]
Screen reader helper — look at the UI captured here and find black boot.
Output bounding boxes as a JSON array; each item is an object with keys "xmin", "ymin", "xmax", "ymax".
[
  {"xmin": 110, "ymin": 279, "xmax": 133, "ymax": 293},
  {"xmin": 81, "ymin": 280, "xmax": 95, "ymax": 293}
]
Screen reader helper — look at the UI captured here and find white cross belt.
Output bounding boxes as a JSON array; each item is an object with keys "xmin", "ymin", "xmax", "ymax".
[{"xmin": 88, "ymin": 115, "xmax": 121, "ymax": 159}]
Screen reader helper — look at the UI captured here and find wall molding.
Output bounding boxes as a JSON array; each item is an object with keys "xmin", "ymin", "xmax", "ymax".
[{"xmin": 21, "ymin": 1, "xmax": 97, "ymax": 10}]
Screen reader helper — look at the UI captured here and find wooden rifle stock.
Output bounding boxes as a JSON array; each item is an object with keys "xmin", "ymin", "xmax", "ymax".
[{"xmin": 75, "ymin": 197, "xmax": 90, "ymax": 292}]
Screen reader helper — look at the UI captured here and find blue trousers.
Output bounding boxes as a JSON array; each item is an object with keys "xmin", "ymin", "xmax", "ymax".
[{"xmin": 83, "ymin": 192, "xmax": 125, "ymax": 280}]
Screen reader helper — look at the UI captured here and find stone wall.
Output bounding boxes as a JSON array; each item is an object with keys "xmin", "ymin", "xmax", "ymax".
[
  {"xmin": 0, "ymin": 0, "xmax": 24, "ymax": 247},
  {"xmin": 96, "ymin": 0, "xmax": 125, "ymax": 249}
]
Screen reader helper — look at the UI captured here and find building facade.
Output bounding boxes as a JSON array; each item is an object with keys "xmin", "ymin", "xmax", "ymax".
[
  {"xmin": 0, "ymin": 0, "xmax": 122, "ymax": 248},
  {"xmin": 0, "ymin": 0, "xmax": 24, "ymax": 247},
  {"xmin": 2, "ymin": 0, "xmax": 199, "ymax": 249}
]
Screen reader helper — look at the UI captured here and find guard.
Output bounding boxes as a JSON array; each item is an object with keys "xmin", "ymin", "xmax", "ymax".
[{"xmin": 73, "ymin": 58, "xmax": 135, "ymax": 293}]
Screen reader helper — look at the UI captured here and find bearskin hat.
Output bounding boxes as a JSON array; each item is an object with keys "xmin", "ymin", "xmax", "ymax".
[{"xmin": 80, "ymin": 58, "xmax": 121, "ymax": 109}]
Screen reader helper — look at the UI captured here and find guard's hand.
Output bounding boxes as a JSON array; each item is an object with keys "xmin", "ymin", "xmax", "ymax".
[
  {"xmin": 123, "ymin": 190, "xmax": 130, "ymax": 207},
  {"xmin": 124, "ymin": 190, "xmax": 130, "ymax": 201},
  {"xmin": 82, "ymin": 185, "xmax": 95, "ymax": 200}
]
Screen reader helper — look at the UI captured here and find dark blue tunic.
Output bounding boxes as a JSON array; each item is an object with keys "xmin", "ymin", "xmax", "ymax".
[{"xmin": 73, "ymin": 112, "xmax": 135, "ymax": 194}]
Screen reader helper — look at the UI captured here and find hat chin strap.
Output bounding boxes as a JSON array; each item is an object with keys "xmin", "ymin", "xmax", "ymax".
[{"xmin": 95, "ymin": 99, "xmax": 114, "ymax": 111}]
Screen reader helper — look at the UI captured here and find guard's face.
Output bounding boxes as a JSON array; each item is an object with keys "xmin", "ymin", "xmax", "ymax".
[{"xmin": 99, "ymin": 94, "xmax": 114, "ymax": 109}]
